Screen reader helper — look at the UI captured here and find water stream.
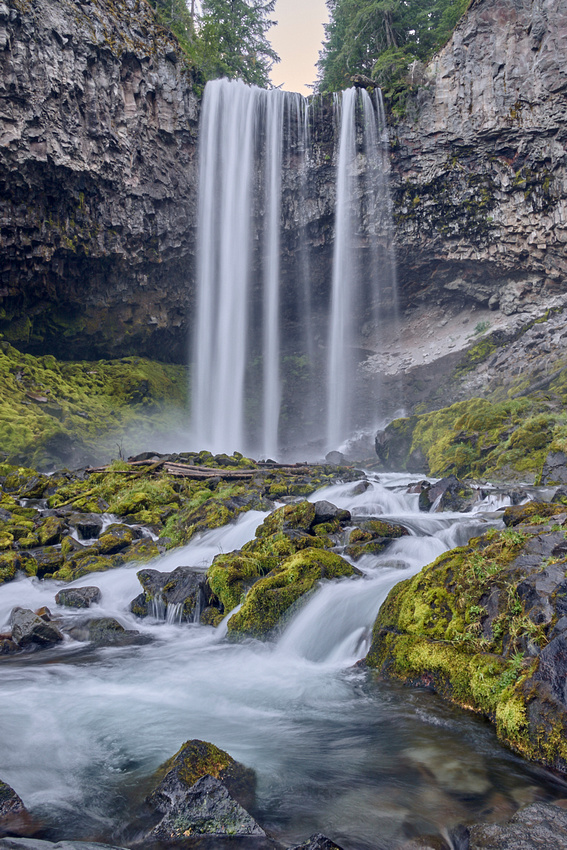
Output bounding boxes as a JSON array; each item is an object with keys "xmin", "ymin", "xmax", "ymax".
[{"xmin": 0, "ymin": 476, "xmax": 565, "ymax": 849}]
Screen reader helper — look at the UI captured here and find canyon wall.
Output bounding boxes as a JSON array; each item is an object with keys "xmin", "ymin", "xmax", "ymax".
[{"xmin": 0, "ymin": 0, "xmax": 199, "ymax": 361}]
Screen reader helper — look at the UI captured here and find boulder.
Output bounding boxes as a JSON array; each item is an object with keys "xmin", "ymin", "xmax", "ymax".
[
  {"xmin": 65, "ymin": 618, "xmax": 149, "ymax": 647},
  {"xmin": 9, "ymin": 608, "xmax": 63, "ymax": 648},
  {"xmin": 130, "ymin": 567, "xmax": 209, "ymax": 622},
  {"xmin": 27, "ymin": 548, "xmax": 64, "ymax": 579},
  {"xmin": 96, "ymin": 524, "xmax": 141, "ymax": 555},
  {"xmin": 466, "ymin": 802, "xmax": 567, "ymax": 849},
  {"xmin": 147, "ymin": 774, "xmax": 265, "ymax": 840},
  {"xmin": 227, "ymin": 548, "xmax": 362, "ymax": 639},
  {"xmin": 55, "ymin": 586, "xmax": 101, "ymax": 609},
  {"xmin": 346, "ymin": 518, "xmax": 409, "ymax": 560},
  {"xmin": 36, "ymin": 516, "xmax": 67, "ymax": 546},
  {"xmin": 68, "ymin": 514, "xmax": 103, "ymax": 540},
  {"xmin": 418, "ymin": 475, "xmax": 477, "ymax": 512},
  {"xmin": 147, "ymin": 739, "xmax": 256, "ymax": 814}
]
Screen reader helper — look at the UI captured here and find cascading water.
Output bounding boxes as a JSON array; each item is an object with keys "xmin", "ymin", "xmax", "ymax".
[
  {"xmin": 191, "ymin": 79, "xmax": 397, "ymax": 458},
  {"xmin": 1, "ymin": 479, "xmax": 565, "ymax": 849}
]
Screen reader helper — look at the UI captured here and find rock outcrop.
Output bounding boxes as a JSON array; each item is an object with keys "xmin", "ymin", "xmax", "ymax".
[{"xmin": 0, "ymin": 0, "xmax": 199, "ymax": 361}]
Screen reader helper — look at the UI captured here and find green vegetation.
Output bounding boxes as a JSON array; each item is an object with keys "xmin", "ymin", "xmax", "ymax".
[
  {"xmin": 0, "ymin": 342, "xmax": 186, "ymax": 470},
  {"xmin": 317, "ymin": 0, "xmax": 470, "ymax": 111},
  {"xmin": 367, "ymin": 510, "xmax": 567, "ymax": 768},
  {"xmin": 377, "ymin": 396, "xmax": 567, "ymax": 481},
  {"xmin": 153, "ymin": 0, "xmax": 278, "ymax": 87}
]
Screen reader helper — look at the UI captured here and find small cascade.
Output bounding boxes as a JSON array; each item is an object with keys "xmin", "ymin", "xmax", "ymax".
[{"xmin": 191, "ymin": 79, "xmax": 397, "ymax": 457}]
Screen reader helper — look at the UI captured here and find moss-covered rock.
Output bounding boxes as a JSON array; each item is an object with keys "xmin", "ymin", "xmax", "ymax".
[
  {"xmin": 37, "ymin": 515, "xmax": 67, "ymax": 546},
  {"xmin": 367, "ymin": 514, "xmax": 567, "ymax": 772},
  {"xmin": 227, "ymin": 548, "xmax": 362, "ymax": 639},
  {"xmin": 147, "ymin": 739, "xmax": 256, "ymax": 814},
  {"xmin": 345, "ymin": 519, "xmax": 408, "ymax": 559}
]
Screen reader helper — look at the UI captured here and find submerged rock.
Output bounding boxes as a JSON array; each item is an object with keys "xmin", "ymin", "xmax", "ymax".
[
  {"xmin": 287, "ymin": 835, "xmax": 345, "ymax": 850},
  {"xmin": 65, "ymin": 617, "xmax": 149, "ymax": 647},
  {"xmin": 465, "ymin": 801, "xmax": 567, "ymax": 849},
  {"xmin": 55, "ymin": 587, "xmax": 101, "ymax": 609}
]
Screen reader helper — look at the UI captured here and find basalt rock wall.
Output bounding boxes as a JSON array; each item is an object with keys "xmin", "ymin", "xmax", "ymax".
[
  {"xmin": 391, "ymin": 0, "xmax": 567, "ymax": 316},
  {"xmin": 0, "ymin": 0, "xmax": 199, "ymax": 362}
]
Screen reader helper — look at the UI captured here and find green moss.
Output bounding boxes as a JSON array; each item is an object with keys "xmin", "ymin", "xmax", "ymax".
[
  {"xmin": 227, "ymin": 548, "xmax": 360, "ymax": 639},
  {"xmin": 207, "ymin": 553, "xmax": 266, "ymax": 613},
  {"xmin": 0, "ymin": 343, "xmax": 187, "ymax": 470}
]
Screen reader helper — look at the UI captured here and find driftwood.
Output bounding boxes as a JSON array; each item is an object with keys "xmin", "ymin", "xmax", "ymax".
[{"xmin": 84, "ymin": 458, "xmax": 350, "ymax": 481}]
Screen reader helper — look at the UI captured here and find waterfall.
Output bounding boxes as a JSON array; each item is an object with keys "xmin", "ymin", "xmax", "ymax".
[{"xmin": 191, "ymin": 79, "xmax": 397, "ymax": 458}]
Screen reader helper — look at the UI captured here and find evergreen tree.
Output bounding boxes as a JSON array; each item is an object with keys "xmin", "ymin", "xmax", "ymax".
[
  {"xmin": 198, "ymin": 0, "xmax": 279, "ymax": 87},
  {"xmin": 317, "ymin": 0, "xmax": 470, "ymax": 107}
]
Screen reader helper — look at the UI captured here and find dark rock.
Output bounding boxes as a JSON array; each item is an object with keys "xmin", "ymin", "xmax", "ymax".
[
  {"xmin": 147, "ymin": 739, "xmax": 256, "ymax": 815},
  {"xmin": 325, "ymin": 451, "xmax": 345, "ymax": 465},
  {"xmin": 541, "ymin": 452, "xmax": 567, "ymax": 486},
  {"xmin": 28, "ymin": 548, "xmax": 64, "ymax": 579},
  {"xmin": 533, "ymin": 635, "xmax": 567, "ymax": 711},
  {"xmin": 148, "ymin": 774, "xmax": 265, "ymax": 841},
  {"xmin": 130, "ymin": 567, "xmax": 209, "ymax": 621},
  {"xmin": 466, "ymin": 801, "xmax": 567, "ymax": 849},
  {"xmin": 552, "ymin": 486, "xmax": 567, "ymax": 504},
  {"xmin": 36, "ymin": 516, "xmax": 67, "ymax": 546},
  {"xmin": 55, "ymin": 586, "xmax": 101, "ymax": 609},
  {"xmin": 68, "ymin": 514, "xmax": 103, "ymax": 540},
  {"xmin": 313, "ymin": 501, "xmax": 348, "ymax": 524},
  {"xmin": 345, "ymin": 517, "xmax": 409, "ymax": 560},
  {"xmin": 503, "ymin": 502, "xmax": 566, "ymax": 527},
  {"xmin": 287, "ymin": 835, "xmax": 345, "ymax": 850},
  {"xmin": 96, "ymin": 524, "xmax": 139, "ymax": 555},
  {"xmin": 0, "ymin": 639, "xmax": 19, "ymax": 655},
  {"xmin": 66, "ymin": 617, "xmax": 149, "ymax": 647},
  {"xmin": 418, "ymin": 476, "xmax": 477, "ymax": 512},
  {"xmin": 9, "ymin": 607, "xmax": 63, "ymax": 648}
]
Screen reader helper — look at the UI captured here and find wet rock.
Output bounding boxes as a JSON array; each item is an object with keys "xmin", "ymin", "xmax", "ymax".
[
  {"xmin": 0, "ymin": 639, "xmax": 19, "ymax": 655},
  {"xmin": 502, "ymin": 502, "xmax": 566, "ymax": 527},
  {"xmin": 147, "ymin": 739, "xmax": 256, "ymax": 814},
  {"xmin": 466, "ymin": 801, "xmax": 567, "ymax": 849},
  {"xmin": 130, "ymin": 566, "xmax": 209, "ymax": 621},
  {"xmin": 418, "ymin": 476, "xmax": 477, "ymax": 512},
  {"xmin": 325, "ymin": 451, "xmax": 346, "ymax": 465},
  {"xmin": 27, "ymin": 547, "xmax": 65, "ymax": 579},
  {"xmin": 148, "ymin": 774, "xmax": 265, "ymax": 840},
  {"xmin": 55, "ymin": 586, "xmax": 101, "ymax": 609},
  {"xmin": 287, "ymin": 835, "xmax": 345, "ymax": 850},
  {"xmin": 36, "ymin": 516, "xmax": 67, "ymax": 546},
  {"xmin": 0, "ymin": 779, "xmax": 33, "ymax": 835},
  {"xmin": 346, "ymin": 518, "xmax": 409, "ymax": 560},
  {"xmin": 227, "ymin": 548, "xmax": 362, "ymax": 639},
  {"xmin": 541, "ymin": 452, "xmax": 567, "ymax": 486},
  {"xmin": 65, "ymin": 617, "xmax": 149, "ymax": 647},
  {"xmin": 402, "ymin": 745, "xmax": 490, "ymax": 796},
  {"xmin": 313, "ymin": 500, "xmax": 349, "ymax": 524},
  {"xmin": 375, "ymin": 418, "xmax": 427, "ymax": 473},
  {"xmin": 96, "ymin": 524, "xmax": 138, "ymax": 555},
  {"xmin": 68, "ymin": 514, "xmax": 103, "ymax": 540},
  {"xmin": 9, "ymin": 607, "xmax": 63, "ymax": 648},
  {"xmin": 257, "ymin": 501, "xmax": 317, "ymax": 537},
  {"xmin": 552, "ymin": 487, "xmax": 567, "ymax": 505}
]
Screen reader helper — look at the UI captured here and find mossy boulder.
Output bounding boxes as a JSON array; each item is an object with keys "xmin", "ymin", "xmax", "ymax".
[
  {"xmin": 256, "ymin": 501, "xmax": 317, "ymax": 537},
  {"xmin": 503, "ymin": 501, "xmax": 567, "ymax": 527},
  {"xmin": 227, "ymin": 548, "xmax": 362, "ymax": 639},
  {"xmin": 367, "ymin": 515, "xmax": 567, "ymax": 773},
  {"xmin": 97, "ymin": 523, "xmax": 137, "ymax": 554},
  {"xmin": 208, "ymin": 553, "xmax": 267, "ymax": 614},
  {"xmin": 50, "ymin": 553, "xmax": 122, "ymax": 582},
  {"xmin": 37, "ymin": 515, "xmax": 67, "ymax": 545},
  {"xmin": 345, "ymin": 518, "xmax": 408, "ymax": 559},
  {"xmin": 147, "ymin": 739, "xmax": 256, "ymax": 814}
]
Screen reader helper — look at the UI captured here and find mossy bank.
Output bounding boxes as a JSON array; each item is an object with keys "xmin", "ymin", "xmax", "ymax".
[{"xmin": 367, "ymin": 502, "xmax": 567, "ymax": 772}]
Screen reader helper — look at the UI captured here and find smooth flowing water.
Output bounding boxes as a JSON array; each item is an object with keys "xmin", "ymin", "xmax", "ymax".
[
  {"xmin": 1, "ymin": 476, "xmax": 565, "ymax": 849},
  {"xmin": 191, "ymin": 79, "xmax": 396, "ymax": 458}
]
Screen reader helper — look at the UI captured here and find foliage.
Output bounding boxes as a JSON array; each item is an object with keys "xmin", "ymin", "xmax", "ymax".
[
  {"xmin": 316, "ymin": 0, "xmax": 470, "ymax": 109},
  {"xmin": 153, "ymin": 0, "xmax": 279, "ymax": 87}
]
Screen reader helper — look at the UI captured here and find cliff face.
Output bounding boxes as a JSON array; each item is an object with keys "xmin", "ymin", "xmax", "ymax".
[
  {"xmin": 391, "ymin": 0, "xmax": 567, "ymax": 315},
  {"xmin": 2, "ymin": 0, "xmax": 567, "ymax": 366},
  {"xmin": 0, "ymin": 0, "xmax": 199, "ymax": 361}
]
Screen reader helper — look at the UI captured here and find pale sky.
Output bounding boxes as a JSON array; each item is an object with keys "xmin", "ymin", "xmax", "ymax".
[{"xmin": 269, "ymin": 0, "xmax": 329, "ymax": 95}]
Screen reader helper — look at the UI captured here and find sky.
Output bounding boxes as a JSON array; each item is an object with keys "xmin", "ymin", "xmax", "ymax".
[{"xmin": 269, "ymin": 0, "xmax": 329, "ymax": 95}]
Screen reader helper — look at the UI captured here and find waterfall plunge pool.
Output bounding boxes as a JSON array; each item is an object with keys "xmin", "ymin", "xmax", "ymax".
[{"xmin": 0, "ymin": 475, "xmax": 565, "ymax": 850}]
